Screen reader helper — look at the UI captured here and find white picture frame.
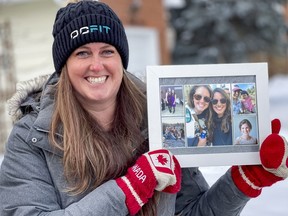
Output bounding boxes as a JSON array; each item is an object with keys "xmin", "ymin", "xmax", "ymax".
[{"xmin": 146, "ymin": 63, "xmax": 270, "ymax": 167}]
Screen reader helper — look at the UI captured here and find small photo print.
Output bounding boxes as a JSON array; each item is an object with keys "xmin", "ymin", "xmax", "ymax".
[
  {"xmin": 232, "ymin": 83, "xmax": 257, "ymax": 115},
  {"xmin": 184, "ymin": 84, "xmax": 212, "ymax": 147},
  {"xmin": 234, "ymin": 116, "xmax": 258, "ymax": 145},
  {"xmin": 162, "ymin": 117, "xmax": 185, "ymax": 148},
  {"xmin": 160, "ymin": 85, "xmax": 184, "ymax": 116}
]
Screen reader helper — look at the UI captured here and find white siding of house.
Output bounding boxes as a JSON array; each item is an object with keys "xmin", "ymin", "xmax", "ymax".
[{"xmin": 0, "ymin": 0, "xmax": 59, "ymax": 81}]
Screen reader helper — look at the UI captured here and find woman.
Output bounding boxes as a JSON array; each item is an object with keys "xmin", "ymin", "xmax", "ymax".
[
  {"xmin": 235, "ymin": 119, "xmax": 258, "ymax": 145},
  {"xmin": 209, "ymin": 88, "xmax": 232, "ymax": 146},
  {"xmin": 0, "ymin": 1, "xmax": 180, "ymax": 215},
  {"xmin": 0, "ymin": 1, "xmax": 287, "ymax": 216},
  {"xmin": 167, "ymin": 88, "xmax": 177, "ymax": 114},
  {"xmin": 232, "ymin": 86, "xmax": 243, "ymax": 115},
  {"xmin": 185, "ymin": 85, "xmax": 212, "ymax": 147}
]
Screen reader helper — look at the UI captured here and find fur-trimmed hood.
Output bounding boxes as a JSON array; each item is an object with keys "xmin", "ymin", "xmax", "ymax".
[{"xmin": 7, "ymin": 74, "xmax": 52, "ymax": 123}]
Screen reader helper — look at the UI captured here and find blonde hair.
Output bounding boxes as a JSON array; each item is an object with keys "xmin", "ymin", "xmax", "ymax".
[{"xmin": 49, "ymin": 67, "xmax": 159, "ymax": 215}]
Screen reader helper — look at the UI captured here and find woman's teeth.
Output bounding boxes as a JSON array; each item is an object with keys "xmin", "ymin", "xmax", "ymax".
[{"xmin": 87, "ymin": 76, "xmax": 106, "ymax": 84}]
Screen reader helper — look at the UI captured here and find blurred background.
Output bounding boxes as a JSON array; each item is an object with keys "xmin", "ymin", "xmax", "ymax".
[{"xmin": 0, "ymin": 0, "xmax": 288, "ymax": 215}]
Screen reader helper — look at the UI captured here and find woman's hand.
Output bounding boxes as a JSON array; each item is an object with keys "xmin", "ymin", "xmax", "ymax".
[
  {"xmin": 231, "ymin": 119, "xmax": 288, "ymax": 197},
  {"xmin": 116, "ymin": 149, "xmax": 181, "ymax": 215},
  {"xmin": 197, "ymin": 137, "xmax": 207, "ymax": 147}
]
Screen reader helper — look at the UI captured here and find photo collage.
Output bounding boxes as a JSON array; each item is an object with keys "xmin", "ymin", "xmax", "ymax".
[{"xmin": 161, "ymin": 83, "xmax": 258, "ymax": 149}]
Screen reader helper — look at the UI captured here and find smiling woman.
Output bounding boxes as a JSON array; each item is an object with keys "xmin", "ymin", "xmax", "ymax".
[
  {"xmin": 0, "ymin": 1, "xmax": 181, "ymax": 215},
  {"xmin": 185, "ymin": 85, "xmax": 212, "ymax": 147},
  {"xmin": 65, "ymin": 42, "xmax": 123, "ymax": 115},
  {"xmin": 209, "ymin": 87, "xmax": 232, "ymax": 146},
  {"xmin": 0, "ymin": 1, "xmax": 288, "ymax": 216}
]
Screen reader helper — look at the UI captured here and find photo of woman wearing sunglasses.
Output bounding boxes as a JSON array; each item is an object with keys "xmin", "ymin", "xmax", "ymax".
[
  {"xmin": 185, "ymin": 85, "xmax": 213, "ymax": 147},
  {"xmin": 208, "ymin": 87, "xmax": 233, "ymax": 146}
]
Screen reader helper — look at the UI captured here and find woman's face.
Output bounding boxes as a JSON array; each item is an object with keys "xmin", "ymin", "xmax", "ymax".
[
  {"xmin": 193, "ymin": 86, "xmax": 211, "ymax": 114},
  {"xmin": 240, "ymin": 123, "xmax": 251, "ymax": 135},
  {"xmin": 212, "ymin": 92, "xmax": 227, "ymax": 117},
  {"xmin": 66, "ymin": 42, "xmax": 123, "ymax": 107},
  {"xmin": 233, "ymin": 90, "xmax": 239, "ymax": 99}
]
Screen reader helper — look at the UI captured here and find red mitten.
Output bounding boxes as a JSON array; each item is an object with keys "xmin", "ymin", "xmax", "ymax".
[
  {"xmin": 116, "ymin": 149, "xmax": 181, "ymax": 215},
  {"xmin": 232, "ymin": 119, "xmax": 288, "ymax": 197}
]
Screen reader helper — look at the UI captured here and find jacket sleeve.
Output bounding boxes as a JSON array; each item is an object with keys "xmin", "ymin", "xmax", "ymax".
[
  {"xmin": 0, "ymin": 115, "xmax": 129, "ymax": 216},
  {"xmin": 175, "ymin": 167, "xmax": 250, "ymax": 216}
]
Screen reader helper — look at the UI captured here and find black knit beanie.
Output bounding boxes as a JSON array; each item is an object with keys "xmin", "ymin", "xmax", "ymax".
[{"xmin": 52, "ymin": 0, "xmax": 129, "ymax": 73}]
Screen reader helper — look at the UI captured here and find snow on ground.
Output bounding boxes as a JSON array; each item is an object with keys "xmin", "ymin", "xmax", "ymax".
[
  {"xmin": 269, "ymin": 75, "xmax": 288, "ymax": 128},
  {"xmin": 200, "ymin": 166, "xmax": 288, "ymax": 216},
  {"xmin": 0, "ymin": 75, "xmax": 288, "ymax": 215}
]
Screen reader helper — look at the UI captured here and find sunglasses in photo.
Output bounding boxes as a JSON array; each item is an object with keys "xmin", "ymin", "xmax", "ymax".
[
  {"xmin": 193, "ymin": 94, "xmax": 211, "ymax": 103},
  {"xmin": 211, "ymin": 98, "xmax": 227, "ymax": 105}
]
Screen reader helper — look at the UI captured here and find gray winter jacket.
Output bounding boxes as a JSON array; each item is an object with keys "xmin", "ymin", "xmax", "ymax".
[{"xmin": 0, "ymin": 72, "xmax": 250, "ymax": 215}]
